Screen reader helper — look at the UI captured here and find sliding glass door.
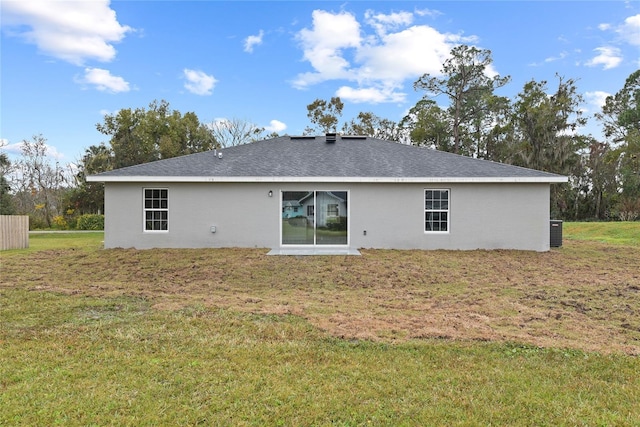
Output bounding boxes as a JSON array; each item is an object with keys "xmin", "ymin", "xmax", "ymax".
[{"xmin": 281, "ymin": 191, "xmax": 348, "ymax": 246}]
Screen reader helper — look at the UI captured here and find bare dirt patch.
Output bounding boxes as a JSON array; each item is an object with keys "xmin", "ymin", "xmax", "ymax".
[{"xmin": 2, "ymin": 241, "xmax": 639, "ymax": 354}]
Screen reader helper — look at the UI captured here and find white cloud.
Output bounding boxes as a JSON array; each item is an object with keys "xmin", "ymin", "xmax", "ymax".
[
  {"xmin": 264, "ymin": 120, "xmax": 287, "ymax": 133},
  {"xmin": 1, "ymin": 0, "xmax": 132, "ymax": 65},
  {"xmin": 183, "ymin": 69, "xmax": 217, "ymax": 95},
  {"xmin": 244, "ymin": 30, "xmax": 264, "ymax": 53},
  {"xmin": 78, "ymin": 68, "xmax": 130, "ymax": 93},
  {"xmin": 585, "ymin": 46, "xmax": 623, "ymax": 69},
  {"xmin": 414, "ymin": 8, "xmax": 442, "ymax": 18},
  {"xmin": 2, "ymin": 140, "xmax": 64, "ymax": 160},
  {"xmin": 544, "ymin": 51, "xmax": 568, "ymax": 63},
  {"xmin": 1, "ymin": 142, "xmax": 22, "ymax": 156},
  {"xmin": 585, "ymin": 91, "xmax": 611, "ymax": 109},
  {"xmin": 364, "ymin": 10, "xmax": 413, "ymax": 36},
  {"xmin": 293, "ymin": 9, "xmax": 478, "ymax": 104},
  {"xmin": 356, "ymin": 25, "xmax": 460, "ymax": 83},
  {"xmin": 336, "ymin": 85, "xmax": 405, "ymax": 104},
  {"xmin": 43, "ymin": 144, "xmax": 65, "ymax": 160},
  {"xmin": 293, "ymin": 10, "xmax": 362, "ymax": 88},
  {"xmin": 616, "ymin": 14, "xmax": 640, "ymax": 46}
]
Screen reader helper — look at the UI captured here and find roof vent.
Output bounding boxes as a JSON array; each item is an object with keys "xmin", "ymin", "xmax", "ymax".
[{"xmin": 326, "ymin": 132, "xmax": 337, "ymax": 143}]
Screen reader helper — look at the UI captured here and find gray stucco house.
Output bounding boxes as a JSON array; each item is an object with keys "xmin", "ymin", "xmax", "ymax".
[{"xmin": 87, "ymin": 134, "xmax": 567, "ymax": 253}]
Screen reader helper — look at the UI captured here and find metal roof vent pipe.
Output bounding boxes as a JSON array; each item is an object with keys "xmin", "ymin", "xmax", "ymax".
[{"xmin": 326, "ymin": 132, "xmax": 337, "ymax": 143}]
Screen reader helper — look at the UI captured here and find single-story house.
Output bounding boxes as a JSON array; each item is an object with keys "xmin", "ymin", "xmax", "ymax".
[{"xmin": 87, "ymin": 134, "xmax": 567, "ymax": 253}]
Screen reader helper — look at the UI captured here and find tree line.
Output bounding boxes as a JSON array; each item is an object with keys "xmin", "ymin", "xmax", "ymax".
[{"xmin": 1, "ymin": 45, "xmax": 638, "ymax": 227}]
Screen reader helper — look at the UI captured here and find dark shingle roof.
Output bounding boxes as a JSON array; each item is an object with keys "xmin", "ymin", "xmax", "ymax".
[{"xmin": 88, "ymin": 135, "xmax": 566, "ymax": 183}]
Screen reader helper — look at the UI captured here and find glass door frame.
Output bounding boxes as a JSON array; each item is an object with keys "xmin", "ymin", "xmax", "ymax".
[{"xmin": 280, "ymin": 190, "xmax": 350, "ymax": 247}]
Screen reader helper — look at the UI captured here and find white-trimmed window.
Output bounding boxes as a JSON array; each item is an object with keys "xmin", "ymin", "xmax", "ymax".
[
  {"xmin": 425, "ymin": 189, "xmax": 449, "ymax": 232},
  {"xmin": 144, "ymin": 188, "xmax": 168, "ymax": 231}
]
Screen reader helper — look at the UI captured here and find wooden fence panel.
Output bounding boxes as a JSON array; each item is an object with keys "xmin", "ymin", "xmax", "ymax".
[{"xmin": 0, "ymin": 215, "xmax": 29, "ymax": 250}]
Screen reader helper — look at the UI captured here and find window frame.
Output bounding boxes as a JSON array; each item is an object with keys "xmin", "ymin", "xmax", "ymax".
[
  {"xmin": 143, "ymin": 188, "xmax": 169, "ymax": 232},
  {"xmin": 280, "ymin": 190, "xmax": 349, "ymax": 246},
  {"xmin": 424, "ymin": 188, "xmax": 450, "ymax": 233},
  {"xmin": 327, "ymin": 203, "xmax": 339, "ymax": 217}
]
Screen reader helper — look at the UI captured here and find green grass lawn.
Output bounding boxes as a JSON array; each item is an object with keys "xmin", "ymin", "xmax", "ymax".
[
  {"xmin": 2, "ymin": 290, "xmax": 638, "ymax": 426},
  {"xmin": 1, "ymin": 225, "xmax": 639, "ymax": 425},
  {"xmin": 564, "ymin": 221, "xmax": 640, "ymax": 246},
  {"xmin": 17, "ymin": 231, "xmax": 105, "ymax": 253}
]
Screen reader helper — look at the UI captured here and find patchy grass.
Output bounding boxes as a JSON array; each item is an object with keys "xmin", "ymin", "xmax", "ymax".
[
  {"xmin": 1, "ymin": 227, "xmax": 639, "ymax": 424},
  {"xmin": 3, "ymin": 239, "xmax": 638, "ymax": 354}
]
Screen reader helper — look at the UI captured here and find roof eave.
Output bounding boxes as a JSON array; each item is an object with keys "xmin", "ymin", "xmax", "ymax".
[{"xmin": 87, "ymin": 175, "xmax": 568, "ymax": 184}]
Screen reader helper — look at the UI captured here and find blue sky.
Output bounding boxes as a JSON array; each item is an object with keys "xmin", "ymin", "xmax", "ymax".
[{"xmin": 1, "ymin": 1, "xmax": 639, "ymax": 164}]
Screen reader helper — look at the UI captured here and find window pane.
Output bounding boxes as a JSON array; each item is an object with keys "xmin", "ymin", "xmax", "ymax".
[
  {"xmin": 282, "ymin": 191, "xmax": 314, "ymax": 245},
  {"xmin": 317, "ymin": 192, "xmax": 347, "ymax": 245},
  {"xmin": 425, "ymin": 189, "xmax": 449, "ymax": 233},
  {"xmin": 144, "ymin": 188, "xmax": 169, "ymax": 232}
]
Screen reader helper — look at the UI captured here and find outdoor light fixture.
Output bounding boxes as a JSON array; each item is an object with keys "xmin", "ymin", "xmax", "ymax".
[{"xmin": 268, "ymin": 190, "xmax": 273, "ymax": 197}]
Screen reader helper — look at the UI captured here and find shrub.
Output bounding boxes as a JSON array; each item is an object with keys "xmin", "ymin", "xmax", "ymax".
[
  {"xmin": 28, "ymin": 215, "xmax": 48, "ymax": 230},
  {"xmin": 327, "ymin": 216, "xmax": 347, "ymax": 231},
  {"xmin": 66, "ymin": 216, "xmax": 78, "ymax": 230},
  {"xmin": 52, "ymin": 215, "xmax": 68, "ymax": 230},
  {"xmin": 287, "ymin": 216, "xmax": 308, "ymax": 227},
  {"xmin": 614, "ymin": 197, "xmax": 640, "ymax": 221},
  {"xmin": 76, "ymin": 214, "xmax": 104, "ymax": 230}
]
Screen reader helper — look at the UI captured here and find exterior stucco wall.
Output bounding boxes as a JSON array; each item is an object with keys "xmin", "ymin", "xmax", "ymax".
[
  {"xmin": 104, "ymin": 181, "xmax": 551, "ymax": 251},
  {"xmin": 104, "ymin": 182, "xmax": 280, "ymax": 249},
  {"xmin": 350, "ymin": 182, "xmax": 550, "ymax": 251}
]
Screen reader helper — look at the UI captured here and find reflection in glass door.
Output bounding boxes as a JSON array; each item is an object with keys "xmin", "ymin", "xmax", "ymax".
[
  {"xmin": 282, "ymin": 191, "xmax": 348, "ymax": 245},
  {"xmin": 282, "ymin": 191, "xmax": 314, "ymax": 244}
]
